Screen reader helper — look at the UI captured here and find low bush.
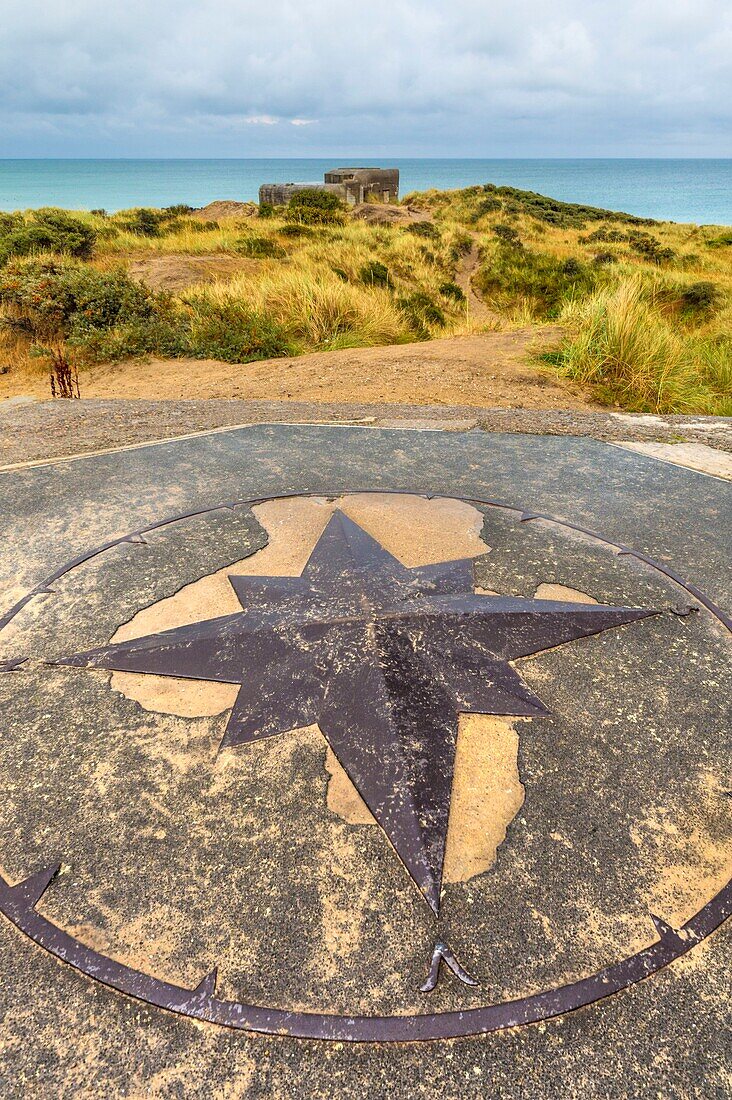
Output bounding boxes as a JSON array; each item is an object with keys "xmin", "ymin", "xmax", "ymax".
[
  {"xmin": 476, "ymin": 247, "xmax": 597, "ymax": 318},
  {"xmin": 0, "ymin": 258, "xmax": 161, "ymax": 343},
  {"xmin": 0, "ymin": 256, "xmax": 294, "ymax": 366},
  {"xmin": 679, "ymin": 280, "xmax": 722, "ymax": 314},
  {"xmin": 705, "ymin": 232, "xmax": 732, "ymax": 248},
  {"xmin": 656, "ymin": 279, "xmax": 723, "ymax": 321},
  {"xmin": 406, "ymin": 221, "xmax": 440, "ymax": 240},
  {"xmin": 278, "ymin": 223, "xmax": 315, "ymax": 238},
  {"xmin": 582, "ymin": 227, "xmax": 626, "ymax": 244},
  {"xmin": 397, "ymin": 291, "xmax": 446, "ymax": 337},
  {"xmin": 469, "ymin": 196, "xmax": 502, "ymax": 222},
  {"xmin": 0, "ymin": 209, "xmax": 96, "ymax": 265},
  {"xmin": 492, "ymin": 224, "xmax": 523, "ymax": 248},
  {"xmin": 359, "ymin": 260, "xmax": 392, "ymax": 287},
  {"xmin": 627, "ymin": 231, "xmax": 675, "ymax": 264},
  {"xmin": 285, "ymin": 190, "xmax": 346, "ymax": 226},
  {"xmin": 439, "ymin": 280, "xmax": 466, "ymax": 302},
  {"xmin": 116, "ymin": 208, "xmax": 170, "ymax": 237},
  {"xmin": 188, "ymin": 219, "xmax": 220, "ymax": 233},
  {"xmin": 235, "ymin": 235, "xmax": 286, "ymax": 259}
]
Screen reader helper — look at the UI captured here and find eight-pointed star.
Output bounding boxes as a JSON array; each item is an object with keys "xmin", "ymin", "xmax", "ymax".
[{"xmin": 60, "ymin": 510, "xmax": 656, "ymax": 914}]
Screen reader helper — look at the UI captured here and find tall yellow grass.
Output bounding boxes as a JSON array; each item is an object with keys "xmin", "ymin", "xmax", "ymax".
[
  {"xmin": 183, "ymin": 265, "xmax": 412, "ymax": 351},
  {"xmin": 556, "ymin": 277, "xmax": 731, "ymax": 415}
]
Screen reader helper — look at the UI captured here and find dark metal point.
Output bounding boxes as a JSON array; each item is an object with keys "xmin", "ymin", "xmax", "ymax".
[
  {"xmin": 191, "ymin": 967, "xmax": 218, "ymax": 999},
  {"xmin": 650, "ymin": 913, "xmax": 681, "ymax": 941},
  {"xmin": 420, "ymin": 941, "xmax": 480, "ymax": 993},
  {"xmin": 0, "ymin": 657, "xmax": 27, "ymax": 672},
  {"xmin": 10, "ymin": 864, "xmax": 61, "ymax": 909}
]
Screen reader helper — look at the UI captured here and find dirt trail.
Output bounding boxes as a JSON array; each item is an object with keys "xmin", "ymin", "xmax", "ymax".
[
  {"xmin": 454, "ymin": 241, "xmax": 500, "ymax": 327},
  {"xmin": 0, "ymin": 329, "xmax": 593, "ymax": 410}
]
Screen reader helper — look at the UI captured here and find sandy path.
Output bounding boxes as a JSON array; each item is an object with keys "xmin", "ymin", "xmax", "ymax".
[
  {"xmin": 1, "ymin": 329, "xmax": 593, "ymax": 410},
  {"xmin": 454, "ymin": 241, "xmax": 499, "ymax": 326}
]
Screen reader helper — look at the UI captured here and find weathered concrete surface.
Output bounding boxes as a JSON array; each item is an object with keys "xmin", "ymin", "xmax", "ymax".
[
  {"xmin": 1, "ymin": 398, "xmax": 731, "ymax": 468},
  {"xmin": 0, "ymin": 427, "xmax": 729, "ymax": 1098}
]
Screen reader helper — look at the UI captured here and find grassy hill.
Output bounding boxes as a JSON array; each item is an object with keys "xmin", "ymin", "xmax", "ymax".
[{"xmin": 0, "ymin": 185, "xmax": 730, "ymax": 414}]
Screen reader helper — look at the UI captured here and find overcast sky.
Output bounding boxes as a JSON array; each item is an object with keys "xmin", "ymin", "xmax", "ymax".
[{"xmin": 1, "ymin": 0, "xmax": 730, "ymax": 157}]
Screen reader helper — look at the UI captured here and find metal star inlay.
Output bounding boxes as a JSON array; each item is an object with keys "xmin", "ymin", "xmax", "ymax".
[{"xmin": 60, "ymin": 510, "xmax": 656, "ymax": 914}]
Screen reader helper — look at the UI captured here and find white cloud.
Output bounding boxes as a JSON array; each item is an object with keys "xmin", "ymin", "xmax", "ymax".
[{"xmin": 0, "ymin": 0, "xmax": 729, "ymax": 154}]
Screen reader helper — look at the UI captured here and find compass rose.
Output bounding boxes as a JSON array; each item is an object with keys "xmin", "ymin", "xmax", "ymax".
[{"xmin": 59, "ymin": 510, "xmax": 655, "ymax": 914}]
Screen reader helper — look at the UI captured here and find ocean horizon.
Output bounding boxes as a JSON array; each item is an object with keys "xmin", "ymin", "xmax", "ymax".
[{"xmin": 0, "ymin": 158, "xmax": 730, "ymax": 225}]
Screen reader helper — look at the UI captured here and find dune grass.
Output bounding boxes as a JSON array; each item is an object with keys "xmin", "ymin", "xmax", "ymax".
[
  {"xmin": 1, "ymin": 188, "xmax": 730, "ymax": 414},
  {"xmin": 407, "ymin": 185, "xmax": 732, "ymax": 413},
  {"xmin": 550, "ymin": 277, "xmax": 731, "ymax": 414}
]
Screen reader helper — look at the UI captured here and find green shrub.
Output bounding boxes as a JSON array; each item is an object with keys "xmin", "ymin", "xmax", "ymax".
[
  {"xmin": 116, "ymin": 208, "xmax": 169, "ymax": 237},
  {"xmin": 593, "ymin": 251, "xmax": 617, "ymax": 266},
  {"xmin": 679, "ymin": 280, "xmax": 722, "ymax": 314},
  {"xmin": 235, "ymin": 235, "xmax": 286, "ymax": 259},
  {"xmin": 0, "ymin": 213, "xmax": 24, "ymax": 235},
  {"xmin": 278, "ymin": 223, "xmax": 314, "ymax": 238},
  {"xmin": 406, "ymin": 221, "xmax": 440, "ymax": 240},
  {"xmin": 582, "ymin": 227, "xmax": 626, "ymax": 244},
  {"xmin": 0, "ymin": 256, "xmax": 294, "ymax": 366},
  {"xmin": 186, "ymin": 300, "xmax": 294, "ymax": 361},
  {"xmin": 492, "ymin": 224, "xmax": 523, "ymax": 248},
  {"xmin": 705, "ymin": 232, "xmax": 732, "ymax": 248},
  {"xmin": 0, "ymin": 209, "xmax": 96, "ymax": 265},
  {"xmin": 658, "ymin": 280, "xmax": 723, "ymax": 319},
  {"xmin": 439, "ymin": 280, "xmax": 466, "ymax": 302},
  {"xmin": 187, "ymin": 219, "xmax": 220, "ymax": 232},
  {"xmin": 258, "ymin": 201, "xmax": 276, "ymax": 219},
  {"xmin": 397, "ymin": 291, "xmax": 446, "ymax": 337},
  {"xmin": 469, "ymin": 196, "xmax": 502, "ymax": 222},
  {"xmin": 285, "ymin": 190, "xmax": 346, "ymax": 226},
  {"xmin": 359, "ymin": 260, "xmax": 392, "ymax": 287},
  {"xmin": 476, "ymin": 247, "xmax": 597, "ymax": 317},
  {"xmin": 0, "ymin": 258, "xmax": 165, "ymax": 348},
  {"xmin": 164, "ymin": 204, "xmax": 194, "ymax": 216},
  {"xmin": 627, "ymin": 232, "xmax": 675, "ymax": 264}
]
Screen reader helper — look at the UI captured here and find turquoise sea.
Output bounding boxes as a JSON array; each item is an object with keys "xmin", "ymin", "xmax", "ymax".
[{"xmin": 0, "ymin": 159, "xmax": 730, "ymax": 225}]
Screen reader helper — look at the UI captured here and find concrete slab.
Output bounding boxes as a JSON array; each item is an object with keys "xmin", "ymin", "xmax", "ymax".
[
  {"xmin": 0, "ymin": 427, "xmax": 729, "ymax": 1098},
  {"xmin": 616, "ymin": 441, "xmax": 732, "ymax": 481}
]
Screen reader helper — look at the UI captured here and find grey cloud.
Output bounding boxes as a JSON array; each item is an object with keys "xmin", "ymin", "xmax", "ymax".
[{"xmin": 0, "ymin": 0, "xmax": 730, "ymax": 154}]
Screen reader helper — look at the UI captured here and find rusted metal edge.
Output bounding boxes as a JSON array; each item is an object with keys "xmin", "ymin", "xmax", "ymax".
[
  {"xmin": 0, "ymin": 866, "xmax": 728, "ymax": 1042},
  {"xmin": 1, "ymin": 488, "xmax": 730, "ymax": 1041}
]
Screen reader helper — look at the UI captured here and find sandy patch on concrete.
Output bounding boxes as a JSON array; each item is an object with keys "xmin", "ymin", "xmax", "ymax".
[
  {"xmin": 324, "ymin": 747, "xmax": 375, "ymax": 825},
  {"xmin": 443, "ymin": 715, "xmax": 526, "ymax": 883},
  {"xmin": 533, "ymin": 583, "xmax": 598, "ymax": 604},
  {"xmin": 615, "ymin": 441, "xmax": 732, "ymax": 480}
]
